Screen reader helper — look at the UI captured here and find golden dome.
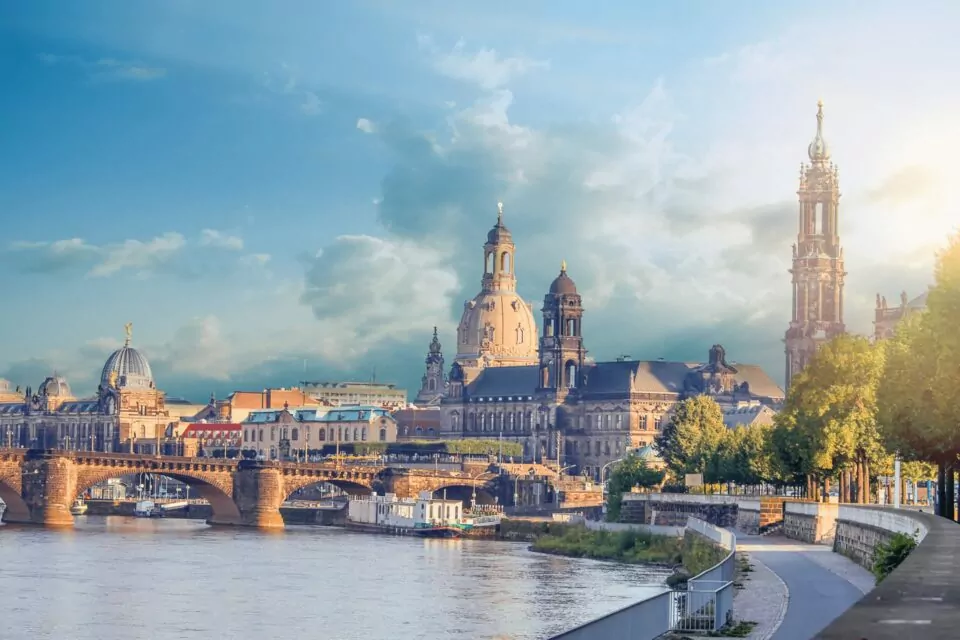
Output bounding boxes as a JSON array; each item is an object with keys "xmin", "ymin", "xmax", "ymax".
[{"xmin": 455, "ymin": 290, "xmax": 539, "ymax": 367}]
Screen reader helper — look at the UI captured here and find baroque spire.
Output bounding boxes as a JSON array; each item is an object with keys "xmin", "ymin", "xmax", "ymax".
[{"xmin": 807, "ymin": 99, "xmax": 831, "ymax": 164}]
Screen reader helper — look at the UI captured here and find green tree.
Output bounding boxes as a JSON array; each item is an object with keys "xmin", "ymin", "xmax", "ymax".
[
  {"xmin": 720, "ymin": 422, "xmax": 776, "ymax": 487},
  {"xmin": 877, "ymin": 232, "xmax": 960, "ymax": 517},
  {"xmin": 772, "ymin": 334, "xmax": 885, "ymax": 499},
  {"xmin": 605, "ymin": 453, "xmax": 665, "ymax": 521},
  {"xmin": 654, "ymin": 396, "xmax": 727, "ymax": 483}
]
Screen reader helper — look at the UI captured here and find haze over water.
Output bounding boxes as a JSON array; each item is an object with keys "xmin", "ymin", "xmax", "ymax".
[{"xmin": 1, "ymin": 518, "xmax": 669, "ymax": 640}]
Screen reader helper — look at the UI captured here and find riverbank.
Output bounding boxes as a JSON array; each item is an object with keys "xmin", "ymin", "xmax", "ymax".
[{"xmin": 530, "ymin": 525, "xmax": 683, "ymax": 566}]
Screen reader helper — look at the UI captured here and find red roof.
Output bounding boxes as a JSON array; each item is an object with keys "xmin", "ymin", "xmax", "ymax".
[{"xmin": 182, "ymin": 423, "xmax": 242, "ymax": 437}]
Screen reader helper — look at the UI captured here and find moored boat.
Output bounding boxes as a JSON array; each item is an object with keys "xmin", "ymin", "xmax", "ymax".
[
  {"xmin": 70, "ymin": 498, "xmax": 88, "ymax": 516},
  {"xmin": 412, "ymin": 524, "xmax": 466, "ymax": 539},
  {"xmin": 134, "ymin": 500, "xmax": 162, "ymax": 518}
]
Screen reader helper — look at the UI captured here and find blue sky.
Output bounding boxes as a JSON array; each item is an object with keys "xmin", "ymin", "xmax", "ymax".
[{"xmin": 2, "ymin": 1, "xmax": 958, "ymax": 400}]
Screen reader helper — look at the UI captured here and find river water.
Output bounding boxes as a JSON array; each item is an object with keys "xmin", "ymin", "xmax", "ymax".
[{"xmin": 0, "ymin": 517, "xmax": 669, "ymax": 640}]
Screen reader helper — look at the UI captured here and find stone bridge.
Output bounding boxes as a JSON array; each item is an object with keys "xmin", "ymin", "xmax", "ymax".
[{"xmin": 0, "ymin": 449, "xmax": 500, "ymax": 529}]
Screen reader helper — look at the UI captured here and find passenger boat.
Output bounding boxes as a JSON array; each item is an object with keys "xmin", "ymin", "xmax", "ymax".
[
  {"xmin": 134, "ymin": 500, "xmax": 162, "ymax": 518},
  {"xmin": 412, "ymin": 523, "xmax": 466, "ymax": 539},
  {"xmin": 70, "ymin": 498, "xmax": 88, "ymax": 516}
]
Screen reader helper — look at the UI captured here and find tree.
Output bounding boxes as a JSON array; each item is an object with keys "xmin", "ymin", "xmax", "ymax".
[
  {"xmin": 877, "ymin": 231, "xmax": 960, "ymax": 517},
  {"xmin": 772, "ymin": 334, "xmax": 885, "ymax": 500},
  {"xmin": 654, "ymin": 396, "xmax": 727, "ymax": 483},
  {"xmin": 720, "ymin": 423, "xmax": 776, "ymax": 487},
  {"xmin": 605, "ymin": 453, "xmax": 665, "ymax": 521}
]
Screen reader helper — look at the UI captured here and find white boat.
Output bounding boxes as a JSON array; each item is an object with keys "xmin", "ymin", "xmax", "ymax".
[
  {"xmin": 70, "ymin": 498, "xmax": 88, "ymax": 516},
  {"xmin": 134, "ymin": 500, "xmax": 161, "ymax": 518}
]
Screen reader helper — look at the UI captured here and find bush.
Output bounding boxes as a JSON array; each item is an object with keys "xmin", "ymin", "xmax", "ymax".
[
  {"xmin": 530, "ymin": 526, "xmax": 683, "ymax": 565},
  {"xmin": 872, "ymin": 531, "xmax": 917, "ymax": 584}
]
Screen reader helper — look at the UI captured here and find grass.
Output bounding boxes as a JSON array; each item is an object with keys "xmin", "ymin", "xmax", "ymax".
[{"xmin": 530, "ymin": 526, "xmax": 683, "ymax": 565}]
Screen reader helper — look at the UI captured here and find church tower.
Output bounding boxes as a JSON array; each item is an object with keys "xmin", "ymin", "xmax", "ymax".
[
  {"xmin": 415, "ymin": 327, "xmax": 446, "ymax": 405},
  {"xmin": 538, "ymin": 261, "xmax": 587, "ymax": 399},
  {"xmin": 784, "ymin": 100, "xmax": 846, "ymax": 388}
]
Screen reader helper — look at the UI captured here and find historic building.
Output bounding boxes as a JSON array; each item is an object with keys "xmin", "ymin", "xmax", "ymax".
[
  {"xmin": 873, "ymin": 290, "xmax": 928, "ymax": 340},
  {"xmin": 240, "ymin": 404, "xmax": 398, "ymax": 460},
  {"xmin": 415, "ymin": 206, "xmax": 784, "ymax": 480},
  {"xmin": 0, "ymin": 324, "xmax": 169, "ymax": 452},
  {"xmin": 784, "ymin": 101, "xmax": 847, "ymax": 388},
  {"xmin": 453, "ymin": 202, "xmax": 539, "ymax": 375},
  {"xmin": 414, "ymin": 327, "xmax": 446, "ymax": 405}
]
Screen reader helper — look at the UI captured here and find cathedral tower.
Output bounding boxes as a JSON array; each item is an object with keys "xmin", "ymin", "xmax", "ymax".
[
  {"xmin": 538, "ymin": 261, "xmax": 587, "ymax": 399},
  {"xmin": 415, "ymin": 327, "xmax": 446, "ymax": 405},
  {"xmin": 784, "ymin": 101, "xmax": 846, "ymax": 388},
  {"xmin": 453, "ymin": 202, "xmax": 538, "ymax": 370}
]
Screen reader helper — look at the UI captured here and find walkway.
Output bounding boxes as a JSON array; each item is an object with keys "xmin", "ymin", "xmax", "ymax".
[{"xmin": 736, "ymin": 535, "xmax": 873, "ymax": 640}]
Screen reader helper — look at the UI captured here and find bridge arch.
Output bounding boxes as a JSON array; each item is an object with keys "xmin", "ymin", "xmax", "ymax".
[
  {"xmin": 280, "ymin": 470, "xmax": 379, "ymax": 501},
  {"xmin": 0, "ymin": 474, "xmax": 30, "ymax": 523},
  {"xmin": 74, "ymin": 467, "xmax": 240, "ymax": 524},
  {"xmin": 429, "ymin": 482, "xmax": 497, "ymax": 507}
]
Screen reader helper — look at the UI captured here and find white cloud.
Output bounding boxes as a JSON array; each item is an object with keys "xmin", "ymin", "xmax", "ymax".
[
  {"xmin": 199, "ymin": 229, "xmax": 244, "ymax": 251},
  {"xmin": 301, "ymin": 235, "xmax": 459, "ymax": 359},
  {"xmin": 37, "ymin": 52, "xmax": 166, "ymax": 82},
  {"xmin": 300, "ymin": 91, "xmax": 324, "ymax": 115},
  {"xmin": 356, "ymin": 118, "xmax": 376, "ymax": 134},
  {"xmin": 240, "ymin": 253, "xmax": 271, "ymax": 267},
  {"xmin": 90, "ymin": 232, "xmax": 186, "ymax": 277},
  {"xmin": 420, "ymin": 36, "xmax": 549, "ymax": 90}
]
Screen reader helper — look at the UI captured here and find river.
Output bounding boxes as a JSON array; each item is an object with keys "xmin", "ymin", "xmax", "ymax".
[{"xmin": 0, "ymin": 517, "xmax": 669, "ymax": 640}]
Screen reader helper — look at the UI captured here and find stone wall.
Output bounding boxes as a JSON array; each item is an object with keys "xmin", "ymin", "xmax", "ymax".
[
  {"xmin": 735, "ymin": 500, "xmax": 760, "ymax": 534},
  {"xmin": 783, "ymin": 502, "xmax": 838, "ymax": 544},
  {"xmin": 620, "ymin": 494, "xmax": 739, "ymax": 528},
  {"xmin": 832, "ymin": 505, "xmax": 927, "ymax": 570}
]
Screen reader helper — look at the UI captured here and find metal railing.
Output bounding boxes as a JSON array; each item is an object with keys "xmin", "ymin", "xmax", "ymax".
[{"xmin": 548, "ymin": 516, "xmax": 736, "ymax": 640}]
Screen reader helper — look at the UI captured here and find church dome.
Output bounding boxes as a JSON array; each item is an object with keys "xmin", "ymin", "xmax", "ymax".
[
  {"xmin": 549, "ymin": 262, "xmax": 578, "ymax": 295},
  {"xmin": 101, "ymin": 324, "xmax": 154, "ymax": 390},
  {"xmin": 456, "ymin": 291, "xmax": 539, "ymax": 367},
  {"xmin": 39, "ymin": 375, "xmax": 72, "ymax": 397}
]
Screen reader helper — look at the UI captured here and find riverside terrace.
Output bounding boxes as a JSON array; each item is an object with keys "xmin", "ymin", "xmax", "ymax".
[{"xmin": 548, "ymin": 495, "xmax": 960, "ymax": 639}]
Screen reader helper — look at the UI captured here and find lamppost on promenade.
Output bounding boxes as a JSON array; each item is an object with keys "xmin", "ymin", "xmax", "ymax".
[{"xmin": 471, "ymin": 470, "xmax": 488, "ymax": 510}]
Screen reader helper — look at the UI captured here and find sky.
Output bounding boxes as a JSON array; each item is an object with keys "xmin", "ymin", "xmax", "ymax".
[{"xmin": 1, "ymin": 1, "xmax": 958, "ymax": 401}]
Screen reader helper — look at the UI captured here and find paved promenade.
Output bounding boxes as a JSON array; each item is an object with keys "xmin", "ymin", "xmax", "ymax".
[{"xmin": 736, "ymin": 535, "xmax": 873, "ymax": 640}]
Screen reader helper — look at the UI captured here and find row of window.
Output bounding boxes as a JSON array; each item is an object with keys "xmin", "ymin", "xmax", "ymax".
[
  {"xmin": 243, "ymin": 426, "xmax": 388, "ymax": 443},
  {"xmin": 457, "ymin": 412, "xmax": 663, "ymax": 432}
]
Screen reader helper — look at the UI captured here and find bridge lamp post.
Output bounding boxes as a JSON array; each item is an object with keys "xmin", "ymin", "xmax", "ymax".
[{"xmin": 470, "ymin": 471, "xmax": 488, "ymax": 510}]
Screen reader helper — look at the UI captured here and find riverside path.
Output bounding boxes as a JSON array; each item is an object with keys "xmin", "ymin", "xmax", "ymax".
[{"xmin": 737, "ymin": 535, "xmax": 872, "ymax": 640}]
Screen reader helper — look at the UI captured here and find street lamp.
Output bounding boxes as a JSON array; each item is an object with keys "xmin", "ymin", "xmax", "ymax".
[
  {"xmin": 600, "ymin": 457, "xmax": 625, "ymax": 501},
  {"xmin": 471, "ymin": 470, "xmax": 487, "ymax": 509}
]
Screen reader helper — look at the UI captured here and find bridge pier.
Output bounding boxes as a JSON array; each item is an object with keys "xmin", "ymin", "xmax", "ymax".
[
  {"xmin": 231, "ymin": 460, "xmax": 284, "ymax": 529},
  {"xmin": 19, "ymin": 450, "xmax": 76, "ymax": 528}
]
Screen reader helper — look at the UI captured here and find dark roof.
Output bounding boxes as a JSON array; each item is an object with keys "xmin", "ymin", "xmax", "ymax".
[
  {"xmin": 466, "ymin": 366, "xmax": 539, "ymax": 398},
  {"xmin": 549, "ymin": 270, "xmax": 578, "ymax": 295},
  {"xmin": 486, "ymin": 221, "xmax": 512, "ymax": 244}
]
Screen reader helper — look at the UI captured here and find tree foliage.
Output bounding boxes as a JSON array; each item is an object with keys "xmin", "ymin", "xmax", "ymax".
[
  {"xmin": 605, "ymin": 453, "xmax": 665, "ymax": 520},
  {"xmin": 655, "ymin": 396, "xmax": 727, "ymax": 482},
  {"xmin": 719, "ymin": 423, "xmax": 776, "ymax": 486},
  {"xmin": 772, "ymin": 334, "xmax": 886, "ymax": 481}
]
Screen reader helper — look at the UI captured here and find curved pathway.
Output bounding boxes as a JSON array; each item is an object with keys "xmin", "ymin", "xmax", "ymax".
[{"xmin": 737, "ymin": 535, "xmax": 873, "ymax": 640}]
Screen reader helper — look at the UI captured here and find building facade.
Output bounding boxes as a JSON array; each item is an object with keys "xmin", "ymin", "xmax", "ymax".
[
  {"xmin": 240, "ymin": 404, "xmax": 398, "ymax": 460},
  {"xmin": 873, "ymin": 290, "xmax": 928, "ymax": 340},
  {"xmin": 422, "ymin": 207, "xmax": 784, "ymax": 480},
  {"xmin": 784, "ymin": 101, "xmax": 847, "ymax": 388},
  {"xmin": 301, "ymin": 381, "xmax": 407, "ymax": 410},
  {"xmin": 0, "ymin": 324, "xmax": 169, "ymax": 453}
]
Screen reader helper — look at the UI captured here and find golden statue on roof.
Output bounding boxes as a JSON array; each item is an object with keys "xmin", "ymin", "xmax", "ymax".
[{"xmin": 124, "ymin": 322, "xmax": 133, "ymax": 345}]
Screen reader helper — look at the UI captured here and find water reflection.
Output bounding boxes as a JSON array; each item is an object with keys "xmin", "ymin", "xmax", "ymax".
[{"xmin": 0, "ymin": 517, "xmax": 669, "ymax": 640}]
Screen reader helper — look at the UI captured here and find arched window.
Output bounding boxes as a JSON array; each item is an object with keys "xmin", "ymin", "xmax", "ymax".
[
  {"xmin": 353, "ymin": 427, "xmax": 359, "ymax": 441},
  {"xmin": 379, "ymin": 428, "xmax": 387, "ymax": 442},
  {"xmin": 500, "ymin": 251, "xmax": 512, "ymax": 273},
  {"xmin": 291, "ymin": 428, "xmax": 299, "ymax": 441},
  {"xmin": 428, "ymin": 378, "xmax": 436, "ymax": 391},
  {"xmin": 485, "ymin": 251, "xmax": 494, "ymax": 274},
  {"xmin": 487, "ymin": 412, "xmax": 495, "ymax": 432},
  {"xmin": 258, "ymin": 429, "xmax": 264, "ymax": 442},
  {"xmin": 565, "ymin": 362, "xmax": 577, "ymax": 388},
  {"xmin": 416, "ymin": 426, "xmax": 423, "ymax": 436},
  {"xmin": 244, "ymin": 429, "xmax": 248, "ymax": 442}
]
